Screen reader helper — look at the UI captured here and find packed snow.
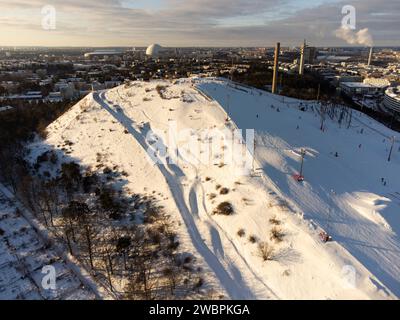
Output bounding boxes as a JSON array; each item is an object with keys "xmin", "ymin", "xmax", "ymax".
[{"xmin": 27, "ymin": 77, "xmax": 399, "ymax": 299}]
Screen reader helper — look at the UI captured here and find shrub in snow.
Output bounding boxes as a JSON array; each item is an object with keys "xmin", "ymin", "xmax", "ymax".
[
  {"xmin": 103, "ymin": 167, "xmax": 112, "ymax": 175},
  {"xmin": 156, "ymin": 85, "xmax": 168, "ymax": 98},
  {"xmin": 283, "ymin": 269, "xmax": 291, "ymax": 276},
  {"xmin": 148, "ymin": 228, "xmax": 162, "ymax": 244},
  {"xmin": 269, "ymin": 216, "xmax": 281, "ymax": 225},
  {"xmin": 237, "ymin": 228, "xmax": 245, "ymax": 237},
  {"xmin": 143, "ymin": 206, "xmax": 161, "ymax": 224},
  {"xmin": 248, "ymin": 235, "xmax": 257, "ymax": 243},
  {"xmin": 219, "ymin": 187, "xmax": 229, "ymax": 195},
  {"xmin": 270, "ymin": 227, "xmax": 285, "ymax": 242},
  {"xmin": 213, "ymin": 201, "xmax": 234, "ymax": 215},
  {"xmin": 183, "ymin": 256, "xmax": 193, "ymax": 264},
  {"xmin": 258, "ymin": 242, "xmax": 275, "ymax": 261},
  {"xmin": 208, "ymin": 193, "xmax": 217, "ymax": 200},
  {"xmin": 121, "ymin": 171, "xmax": 129, "ymax": 177},
  {"xmin": 194, "ymin": 277, "xmax": 204, "ymax": 290},
  {"xmin": 168, "ymin": 239, "xmax": 180, "ymax": 251}
]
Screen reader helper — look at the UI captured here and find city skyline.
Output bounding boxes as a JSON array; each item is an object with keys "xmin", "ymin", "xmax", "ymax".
[{"xmin": 0, "ymin": 0, "xmax": 399, "ymax": 47}]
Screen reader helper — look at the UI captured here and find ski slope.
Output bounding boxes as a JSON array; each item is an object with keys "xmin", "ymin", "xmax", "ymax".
[
  {"xmin": 29, "ymin": 78, "xmax": 399, "ymax": 299},
  {"xmin": 199, "ymin": 78, "xmax": 400, "ymax": 298}
]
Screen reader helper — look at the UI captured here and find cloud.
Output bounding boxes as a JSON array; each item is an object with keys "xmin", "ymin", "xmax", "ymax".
[
  {"xmin": 334, "ymin": 26, "xmax": 374, "ymax": 46},
  {"xmin": 0, "ymin": 0, "xmax": 398, "ymax": 46}
]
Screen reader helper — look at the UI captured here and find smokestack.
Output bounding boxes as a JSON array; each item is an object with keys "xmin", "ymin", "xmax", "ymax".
[
  {"xmin": 299, "ymin": 39, "xmax": 306, "ymax": 76},
  {"xmin": 368, "ymin": 47, "xmax": 373, "ymax": 66},
  {"xmin": 272, "ymin": 42, "xmax": 280, "ymax": 94}
]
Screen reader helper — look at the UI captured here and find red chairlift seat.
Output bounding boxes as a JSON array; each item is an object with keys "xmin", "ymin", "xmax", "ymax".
[
  {"xmin": 293, "ymin": 174, "xmax": 304, "ymax": 182},
  {"xmin": 319, "ymin": 231, "xmax": 332, "ymax": 243}
]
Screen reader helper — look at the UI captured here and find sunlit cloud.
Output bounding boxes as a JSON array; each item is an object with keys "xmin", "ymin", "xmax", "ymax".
[{"xmin": 0, "ymin": 0, "xmax": 398, "ymax": 46}]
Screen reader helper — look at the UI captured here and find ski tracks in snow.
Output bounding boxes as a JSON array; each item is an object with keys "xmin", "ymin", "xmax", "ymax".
[{"xmin": 94, "ymin": 91, "xmax": 275, "ymax": 299}]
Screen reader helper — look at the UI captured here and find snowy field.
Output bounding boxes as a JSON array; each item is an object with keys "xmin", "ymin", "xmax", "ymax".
[
  {"xmin": 27, "ymin": 78, "xmax": 399, "ymax": 299},
  {"xmin": 0, "ymin": 188, "xmax": 96, "ymax": 300}
]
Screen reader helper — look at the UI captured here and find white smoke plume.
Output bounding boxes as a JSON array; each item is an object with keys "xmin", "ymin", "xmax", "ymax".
[{"xmin": 334, "ymin": 26, "xmax": 373, "ymax": 46}]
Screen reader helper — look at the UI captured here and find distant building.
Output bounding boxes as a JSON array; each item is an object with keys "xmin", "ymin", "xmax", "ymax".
[
  {"xmin": 104, "ymin": 81, "xmax": 121, "ymax": 88},
  {"xmin": 47, "ymin": 92, "xmax": 63, "ymax": 103},
  {"xmin": 340, "ymin": 82, "xmax": 383, "ymax": 96},
  {"xmin": 383, "ymin": 86, "xmax": 400, "ymax": 115},
  {"xmin": 363, "ymin": 78, "xmax": 391, "ymax": 89},
  {"xmin": 6, "ymin": 91, "xmax": 43, "ymax": 102},
  {"xmin": 332, "ymin": 74, "xmax": 362, "ymax": 86},
  {"xmin": 60, "ymin": 83, "xmax": 76, "ymax": 100},
  {"xmin": 84, "ymin": 50, "xmax": 123, "ymax": 59},
  {"xmin": 146, "ymin": 44, "xmax": 164, "ymax": 58},
  {"xmin": 304, "ymin": 47, "xmax": 317, "ymax": 64}
]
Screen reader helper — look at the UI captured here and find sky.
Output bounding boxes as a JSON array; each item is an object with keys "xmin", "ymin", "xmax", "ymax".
[{"xmin": 0, "ymin": 0, "xmax": 398, "ymax": 47}]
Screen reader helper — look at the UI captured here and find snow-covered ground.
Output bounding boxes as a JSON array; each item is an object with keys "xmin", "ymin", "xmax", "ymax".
[
  {"xmin": 0, "ymin": 187, "xmax": 96, "ymax": 300},
  {"xmin": 28, "ymin": 78, "xmax": 399, "ymax": 299}
]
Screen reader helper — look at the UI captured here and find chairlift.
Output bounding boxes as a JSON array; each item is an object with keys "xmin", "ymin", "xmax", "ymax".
[
  {"xmin": 319, "ymin": 231, "xmax": 332, "ymax": 243},
  {"xmin": 293, "ymin": 149, "xmax": 306, "ymax": 182},
  {"xmin": 292, "ymin": 174, "xmax": 304, "ymax": 182}
]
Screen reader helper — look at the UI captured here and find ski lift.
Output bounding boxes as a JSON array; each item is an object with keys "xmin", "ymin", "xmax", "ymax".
[
  {"xmin": 293, "ymin": 149, "xmax": 306, "ymax": 182},
  {"xmin": 293, "ymin": 174, "xmax": 304, "ymax": 182},
  {"xmin": 250, "ymin": 140, "xmax": 262, "ymax": 177},
  {"xmin": 319, "ymin": 231, "xmax": 332, "ymax": 243}
]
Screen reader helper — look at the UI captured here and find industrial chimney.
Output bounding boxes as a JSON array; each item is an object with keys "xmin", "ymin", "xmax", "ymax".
[
  {"xmin": 299, "ymin": 39, "xmax": 306, "ymax": 76},
  {"xmin": 368, "ymin": 47, "xmax": 373, "ymax": 66},
  {"xmin": 272, "ymin": 42, "xmax": 280, "ymax": 94}
]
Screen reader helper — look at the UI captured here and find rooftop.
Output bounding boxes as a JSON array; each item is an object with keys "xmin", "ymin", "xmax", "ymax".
[
  {"xmin": 340, "ymin": 82, "xmax": 377, "ymax": 88},
  {"xmin": 385, "ymin": 86, "xmax": 400, "ymax": 100}
]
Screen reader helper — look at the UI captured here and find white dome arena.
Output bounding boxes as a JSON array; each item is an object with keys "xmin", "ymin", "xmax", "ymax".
[{"xmin": 146, "ymin": 44, "xmax": 163, "ymax": 57}]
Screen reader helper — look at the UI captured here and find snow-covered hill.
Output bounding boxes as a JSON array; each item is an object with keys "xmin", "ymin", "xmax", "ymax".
[{"xmin": 29, "ymin": 78, "xmax": 399, "ymax": 299}]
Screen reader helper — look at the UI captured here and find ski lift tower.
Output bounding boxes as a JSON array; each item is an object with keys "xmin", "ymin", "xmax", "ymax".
[
  {"xmin": 320, "ymin": 195, "xmax": 333, "ymax": 243},
  {"xmin": 293, "ymin": 148, "xmax": 306, "ymax": 182},
  {"xmin": 388, "ymin": 136, "xmax": 396, "ymax": 162},
  {"xmin": 251, "ymin": 138, "xmax": 262, "ymax": 177},
  {"xmin": 226, "ymin": 93, "xmax": 231, "ymax": 122}
]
